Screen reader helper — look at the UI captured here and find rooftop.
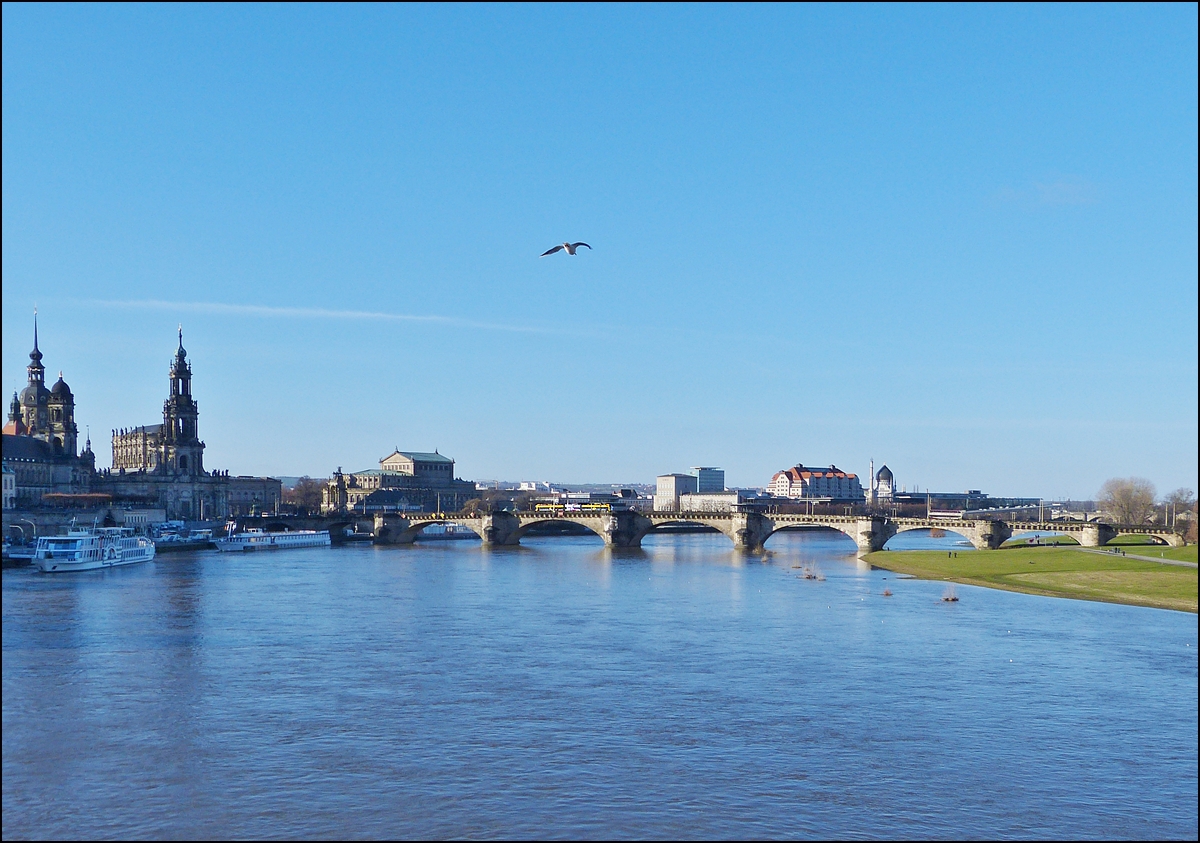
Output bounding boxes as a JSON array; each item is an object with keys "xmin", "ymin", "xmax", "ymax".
[{"xmin": 382, "ymin": 450, "xmax": 454, "ymax": 464}]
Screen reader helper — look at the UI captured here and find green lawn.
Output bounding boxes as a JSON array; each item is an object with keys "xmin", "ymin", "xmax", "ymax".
[
  {"xmin": 1002, "ymin": 534, "xmax": 1079, "ymax": 547},
  {"xmin": 864, "ymin": 546, "xmax": 1197, "ymax": 613},
  {"xmin": 1108, "ymin": 533, "xmax": 1177, "ymax": 546}
]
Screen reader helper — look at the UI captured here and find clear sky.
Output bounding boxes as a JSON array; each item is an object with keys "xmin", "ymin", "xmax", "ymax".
[{"xmin": 3, "ymin": 3, "xmax": 1197, "ymax": 498}]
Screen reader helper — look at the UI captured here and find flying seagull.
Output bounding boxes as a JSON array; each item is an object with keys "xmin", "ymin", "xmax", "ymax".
[{"xmin": 540, "ymin": 242, "xmax": 591, "ymax": 257}]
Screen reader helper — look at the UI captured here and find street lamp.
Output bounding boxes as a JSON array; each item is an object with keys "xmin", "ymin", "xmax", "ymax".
[{"xmin": 21, "ymin": 519, "xmax": 37, "ymax": 541}]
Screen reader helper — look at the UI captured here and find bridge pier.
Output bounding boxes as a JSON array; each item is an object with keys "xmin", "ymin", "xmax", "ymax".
[
  {"xmin": 968, "ymin": 519, "xmax": 1012, "ymax": 550},
  {"xmin": 479, "ymin": 511, "xmax": 522, "ymax": 547},
  {"xmin": 730, "ymin": 511, "xmax": 775, "ymax": 550},
  {"xmin": 373, "ymin": 514, "xmax": 418, "ymax": 545},
  {"xmin": 851, "ymin": 517, "xmax": 897, "ymax": 554},
  {"xmin": 1080, "ymin": 523, "xmax": 1118, "ymax": 547},
  {"xmin": 599, "ymin": 511, "xmax": 653, "ymax": 548}
]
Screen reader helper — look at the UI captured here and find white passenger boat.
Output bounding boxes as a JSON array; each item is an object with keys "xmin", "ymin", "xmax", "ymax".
[
  {"xmin": 35, "ymin": 527, "xmax": 156, "ymax": 573},
  {"xmin": 214, "ymin": 527, "xmax": 331, "ymax": 552}
]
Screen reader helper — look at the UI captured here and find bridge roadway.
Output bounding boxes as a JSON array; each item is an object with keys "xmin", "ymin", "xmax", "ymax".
[{"xmin": 368, "ymin": 509, "xmax": 1184, "ymax": 553}]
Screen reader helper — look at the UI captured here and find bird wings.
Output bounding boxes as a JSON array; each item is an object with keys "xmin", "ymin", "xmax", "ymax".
[{"xmin": 541, "ymin": 242, "xmax": 592, "ymax": 256}]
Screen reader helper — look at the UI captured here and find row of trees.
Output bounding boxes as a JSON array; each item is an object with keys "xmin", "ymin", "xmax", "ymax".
[
  {"xmin": 282, "ymin": 476, "xmax": 325, "ymax": 514},
  {"xmin": 1097, "ymin": 478, "xmax": 1196, "ymax": 542}
]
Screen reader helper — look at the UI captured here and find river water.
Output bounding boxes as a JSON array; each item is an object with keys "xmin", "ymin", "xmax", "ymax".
[{"xmin": 3, "ymin": 530, "xmax": 1196, "ymax": 839}]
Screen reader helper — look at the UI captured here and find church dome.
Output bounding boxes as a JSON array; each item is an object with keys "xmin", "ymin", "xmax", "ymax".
[
  {"xmin": 19, "ymin": 382, "xmax": 49, "ymax": 406},
  {"xmin": 876, "ymin": 465, "xmax": 893, "ymax": 482},
  {"xmin": 51, "ymin": 373, "xmax": 72, "ymax": 398}
]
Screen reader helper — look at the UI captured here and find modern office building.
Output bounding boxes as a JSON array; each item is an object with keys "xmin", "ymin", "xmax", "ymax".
[
  {"xmin": 654, "ymin": 473, "xmax": 698, "ymax": 512},
  {"xmin": 678, "ymin": 489, "xmax": 757, "ymax": 512},
  {"xmin": 692, "ymin": 467, "xmax": 725, "ymax": 493}
]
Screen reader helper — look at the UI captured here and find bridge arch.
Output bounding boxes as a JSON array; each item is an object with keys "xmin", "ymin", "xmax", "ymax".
[
  {"xmin": 883, "ymin": 524, "xmax": 976, "ymax": 549},
  {"xmin": 1007, "ymin": 528, "xmax": 1079, "ymax": 546},
  {"xmin": 647, "ymin": 519, "xmax": 723, "ymax": 533},
  {"xmin": 1110, "ymin": 531, "xmax": 1175, "ymax": 546},
  {"xmin": 761, "ymin": 523, "xmax": 858, "ymax": 548},
  {"xmin": 376, "ymin": 515, "xmax": 479, "ymax": 544},
  {"xmin": 509, "ymin": 517, "xmax": 605, "ymax": 543}
]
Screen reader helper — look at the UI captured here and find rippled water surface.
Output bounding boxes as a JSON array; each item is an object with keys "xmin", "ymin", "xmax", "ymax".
[{"xmin": 4, "ymin": 530, "xmax": 1197, "ymax": 839}]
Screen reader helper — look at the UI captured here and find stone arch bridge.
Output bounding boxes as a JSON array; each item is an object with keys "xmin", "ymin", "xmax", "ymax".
[{"xmin": 369, "ymin": 510, "xmax": 1183, "ymax": 553}]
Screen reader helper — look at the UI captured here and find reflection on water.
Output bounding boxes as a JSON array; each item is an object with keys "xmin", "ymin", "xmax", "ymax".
[{"xmin": 3, "ymin": 530, "xmax": 1196, "ymax": 839}]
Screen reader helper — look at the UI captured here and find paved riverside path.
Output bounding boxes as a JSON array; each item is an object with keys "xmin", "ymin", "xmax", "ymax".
[{"xmin": 1077, "ymin": 547, "xmax": 1198, "ymax": 569}]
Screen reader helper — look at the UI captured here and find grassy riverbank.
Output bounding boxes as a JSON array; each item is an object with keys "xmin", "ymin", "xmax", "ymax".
[{"xmin": 864, "ymin": 546, "xmax": 1198, "ymax": 613}]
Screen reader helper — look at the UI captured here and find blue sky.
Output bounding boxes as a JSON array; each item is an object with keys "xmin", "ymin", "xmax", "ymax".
[{"xmin": 3, "ymin": 3, "xmax": 1196, "ymax": 497}]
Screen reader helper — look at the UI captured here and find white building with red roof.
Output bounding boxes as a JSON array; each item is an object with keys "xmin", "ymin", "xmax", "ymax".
[{"xmin": 768, "ymin": 464, "xmax": 864, "ymax": 502}]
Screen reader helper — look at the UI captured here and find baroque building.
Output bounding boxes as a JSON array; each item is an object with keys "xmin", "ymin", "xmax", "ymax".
[
  {"xmin": 865, "ymin": 459, "xmax": 896, "ymax": 506},
  {"xmin": 112, "ymin": 329, "xmax": 205, "ymax": 475},
  {"xmin": 322, "ymin": 450, "xmax": 476, "ymax": 514},
  {"xmin": 100, "ymin": 329, "xmax": 280, "ymax": 519},
  {"xmin": 2, "ymin": 315, "xmax": 96, "ymax": 508},
  {"xmin": 2, "ymin": 318, "xmax": 279, "ymax": 519}
]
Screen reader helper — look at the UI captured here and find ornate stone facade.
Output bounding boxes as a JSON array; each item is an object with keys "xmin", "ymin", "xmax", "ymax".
[
  {"xmin": 2, "ymin": 315, "xmax": 97, "ymax": 507},
  {"xmin": 100, "ymin": 329, "xmax": 279, "ymax": 519},
  {"xmin": 111, "ymin": 329, "xmax": 205, "ymax": 476},
  {"xmin": 322, "ymin": 451, "xmax": 475, "ymax": 514},
  {"xmin": 3, "ymin": 319, "xmax": 279, "ymax": 519}
]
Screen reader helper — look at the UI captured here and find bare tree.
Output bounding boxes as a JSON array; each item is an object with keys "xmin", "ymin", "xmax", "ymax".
[
  {"xmin": 283, "ymin": 476, "xmax": 325, "ymax": 515},
  {"xmin": 1163, "ymin": 488, "xmax": 1197, "ymax": 543},
  {"xmin": 1097, "ymin": 477, "xmax": 1157, "ymax": 525}
]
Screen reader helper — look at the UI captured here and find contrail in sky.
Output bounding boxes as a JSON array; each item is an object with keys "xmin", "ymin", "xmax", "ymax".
[{"xmin": 72, "ymin": 298, "xmax": 604, "ymax": 337}]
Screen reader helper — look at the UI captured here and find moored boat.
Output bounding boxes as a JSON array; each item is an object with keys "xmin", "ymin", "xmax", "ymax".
[
  {"xmin": 415, "ymin": 522, "xmax": 479, "ymax": 541},
  {"xmin": 35, "ymin": 527, "xmax": 156, "ymax": 573},
  {"xmin": 215, "ymin": 526, "xmax": 331, "ymax": 552},
  {"xmin": 2, "ymin": 543, "xmax": 37, "ymax": 567},
  {"xmin": 153, "ymin": 527, "xmax": 215, "ymax": 553}
]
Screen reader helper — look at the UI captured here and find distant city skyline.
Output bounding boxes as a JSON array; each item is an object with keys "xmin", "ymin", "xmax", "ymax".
[{"xmin": 3, "ymin": 4, "xmax": 1196, "ymax": 498}]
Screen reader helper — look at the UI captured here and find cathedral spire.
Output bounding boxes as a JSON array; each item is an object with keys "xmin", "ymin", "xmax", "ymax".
[
  {"xmin": 30, "ymin": 308, "xmax": 43, "ymax": 366},
  {"xmin": 27, "ymin": 308, "xmax": 45, "ymax": 386}
]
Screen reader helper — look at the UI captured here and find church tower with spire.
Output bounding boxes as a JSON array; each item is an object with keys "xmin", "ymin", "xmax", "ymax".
[
  {"xmin": 3, "ymin": 392, "xmax": 28, "ymax": 436},
  {"xmin": 18, "ymin": 310, "xmax": 51, "ymax": 436},
  {"xmin": 4, "ymin": 310, "xmax": 96, "ymax": 507},
  {"xmin": 161, "ymin": 327, "xmax": 205, "ymax": 476}
]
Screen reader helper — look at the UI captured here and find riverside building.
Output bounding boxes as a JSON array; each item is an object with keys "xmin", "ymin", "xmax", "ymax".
[
  {"xmin": 2, "ymin": 319, "xmax": 280, "ymax": 519},
  {"xmin": 102, "ymin": 330, "xmax": 281, "ymax": 518},
  {"xmin": 768, "ymin": 464, "xmax": 865, "ymax": 502},
  {"xmin": 693, "ymin": 467, "xmax": 725, "ymax": 493},
  {"xmin": 322, "ymin": 450, "xmax": 476, "ymax": 514},
  {"xmin": 3, "ymin": 316, "xmax": 97, "ymax": 508},
  {"xmin": 865, "ymin": 460, "xmax": 896, "ymax": 506},
  {"xmin": 655, "ymin": 466, "xmax": 729, "ymax": 511},
  {"xmin": 654, "ymin": 473, "xmax": 697, "ymax": 512}
]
